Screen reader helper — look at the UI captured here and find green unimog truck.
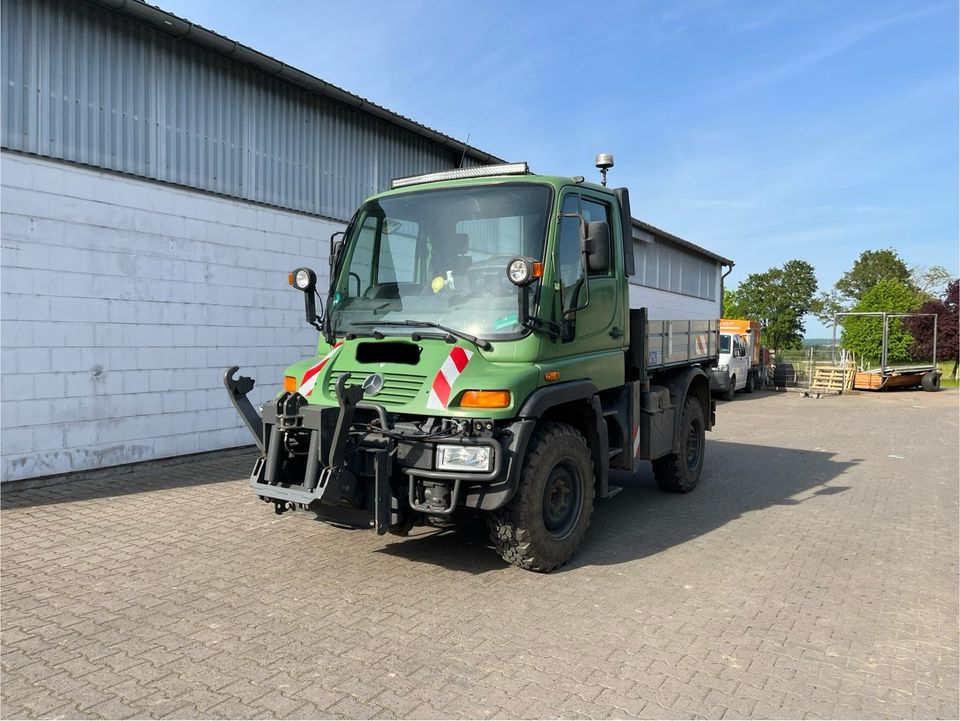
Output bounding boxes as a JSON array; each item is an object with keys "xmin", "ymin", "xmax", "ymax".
[{"xmin": 225, "ymin": 159, "xmax": 721, "ymax": 571}]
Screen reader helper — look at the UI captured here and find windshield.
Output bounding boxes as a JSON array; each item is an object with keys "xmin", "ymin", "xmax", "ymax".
[
  {"xmin": 719, "ymin": 334, "xmax": 732, "ymax": 354},
  {"xmin": 330, "ymin": 183, "xmax": 551, "ymax": 340}
]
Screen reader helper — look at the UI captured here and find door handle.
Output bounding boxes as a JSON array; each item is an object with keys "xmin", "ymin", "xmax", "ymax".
[{"xmin": 610, "ymin": 326, "xmax": 624, "ymax": 339}]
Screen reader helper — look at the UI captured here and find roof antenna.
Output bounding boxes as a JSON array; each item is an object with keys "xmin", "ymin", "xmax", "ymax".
[
  {"xmin": 458, "ymin": 133, "xmax": 472, "ymax": 168},
  {"xmin": 595, "ymin": 153, "xmax": 614, "ymax": 186}
]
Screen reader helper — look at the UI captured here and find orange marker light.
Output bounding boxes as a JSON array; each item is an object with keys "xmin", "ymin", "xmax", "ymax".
[
  {"xmin": 283, "ymin": 375, "xmax": 298, "ymax": 392},
  {"xmin": 544, "ymin": 370, "xmax": 560, "ymax": 382},
  {"xmin": 532, "ymin": 262, "xmax": 544, "ymax": 279},
  {"xmin": 459, "ymin": 390, "xmax": 511, "ymax": 409},
  {"xmin": 287, "ymin": 272, "xmax": 295, "ymax": 286}
]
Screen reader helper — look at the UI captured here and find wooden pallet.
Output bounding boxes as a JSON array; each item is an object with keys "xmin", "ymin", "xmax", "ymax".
[{"xmin": 811, "ymin": 366, "xmax": 855, "ymax": 392}]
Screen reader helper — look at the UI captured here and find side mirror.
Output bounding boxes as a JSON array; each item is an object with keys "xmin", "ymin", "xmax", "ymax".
[
  {"xmin": 329, "ymin": 231, "xmax": 345, "ymax": 275},
  {"xmin": 582, "ymin": 220, "xmax": 610, "ymax": 273},
  {"xmin": 331, "ymin": 239, "xmax": 344, "ymax": 267}
]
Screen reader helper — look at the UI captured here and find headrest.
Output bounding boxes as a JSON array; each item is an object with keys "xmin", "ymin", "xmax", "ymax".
[{"xmin": 455, "ymin": 233, "xmax": 469, "ymax": 254}]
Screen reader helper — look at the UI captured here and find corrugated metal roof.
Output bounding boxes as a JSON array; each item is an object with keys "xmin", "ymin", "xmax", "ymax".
[{"xmin": 87, "ymin": 0, "xmax": 505, "ymax": 168}]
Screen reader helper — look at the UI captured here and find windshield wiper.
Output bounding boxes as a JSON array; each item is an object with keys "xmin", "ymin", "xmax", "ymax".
[{"xmin": 352, "ymin": 320, "xmax": 492, "ymax": 351}]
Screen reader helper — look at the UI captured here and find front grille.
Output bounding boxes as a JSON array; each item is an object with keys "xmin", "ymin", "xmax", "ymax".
[{"xmin": 326, "ymin": 370, "xmax": 427, "ymax": 407}]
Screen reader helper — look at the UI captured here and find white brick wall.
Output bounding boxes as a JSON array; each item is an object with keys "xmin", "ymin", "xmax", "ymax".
[{"xmin": 0, "ymin": 151, "xmax": 343, "ymax": 482}]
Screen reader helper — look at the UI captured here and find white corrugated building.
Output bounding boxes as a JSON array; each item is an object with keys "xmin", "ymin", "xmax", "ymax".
[{"xmin": 0, "ymin": 0, "xmax": 731, "ymax": 483}]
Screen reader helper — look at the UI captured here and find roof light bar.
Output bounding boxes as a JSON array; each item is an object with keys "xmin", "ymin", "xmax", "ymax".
[{"xmin": 391, "ymin": 162, "xmax": 530, "ymax": 189}]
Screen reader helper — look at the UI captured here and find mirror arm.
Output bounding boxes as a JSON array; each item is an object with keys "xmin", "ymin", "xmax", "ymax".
[
  {"xmin": 303, "ymin": 290, "xmax": 322, "ymax": 332},
  {"xmin": 563, "ymin": 250, "xmax": 592, "ymax": 317},
  {"xmin": 323, "ymin": 227, "xmax": 350, "ymax": 344},
  {"xmin": 517, "ymin": 285, "xmax": 559, "ymax": 339}
]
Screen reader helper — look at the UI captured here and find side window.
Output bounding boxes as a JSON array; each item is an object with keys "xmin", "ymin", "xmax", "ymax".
[
  {"xmin": 346, "ymin": 216, "xmax": 377, "ymax": 296},
  {"xmin": 581, "ymin": 196, "xmax": 613, "ymax": 276},
  {"xmin": 557, "ymin": 194, "xmax": 583, "ymax": 312}
]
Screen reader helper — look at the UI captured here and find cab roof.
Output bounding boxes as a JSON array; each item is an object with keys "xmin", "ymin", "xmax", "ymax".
[{"xmin": 371, "ymin": 167, "xmax": 733, "ymax": 267}]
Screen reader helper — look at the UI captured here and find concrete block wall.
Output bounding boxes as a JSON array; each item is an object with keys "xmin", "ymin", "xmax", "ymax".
[{"xmin": 0, "ymin": 151, "xmax": 343, "ymax": 482}]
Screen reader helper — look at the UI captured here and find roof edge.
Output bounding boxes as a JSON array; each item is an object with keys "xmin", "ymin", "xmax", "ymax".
[{"xmin": 632, "ymin": 218, "xmax": 733, "ymax": 266}]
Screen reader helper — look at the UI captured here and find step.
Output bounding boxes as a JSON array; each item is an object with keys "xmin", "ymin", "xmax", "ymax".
[{"xmin": 606, "ymin": 484, "xmax": 623, "ymax": 498}]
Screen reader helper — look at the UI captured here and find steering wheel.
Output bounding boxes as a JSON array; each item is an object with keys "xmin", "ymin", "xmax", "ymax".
[{"xmin": 464, "ymin": 255, "xmax": 516, "ymax": 296}]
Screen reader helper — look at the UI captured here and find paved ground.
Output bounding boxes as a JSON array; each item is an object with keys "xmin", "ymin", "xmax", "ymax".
[{"xmin": 1, "ymin": 389, "xmax": 958, "ymax": 719}]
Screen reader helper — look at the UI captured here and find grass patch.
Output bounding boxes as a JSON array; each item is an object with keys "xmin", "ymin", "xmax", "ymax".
[{"xmin": 938, "ymin": 361, "xmax": 959, "ymax": 388}]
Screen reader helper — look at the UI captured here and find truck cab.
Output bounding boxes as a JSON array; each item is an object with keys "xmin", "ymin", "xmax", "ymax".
[
  {"xmin": 710, "ymin": 319, "xmax": 763, "ymax": 399},
  {"xmin": 225, "ymin": 161, "xmax": 721, "ymax": 571},
  {"xmin": 712, "ymin": 332, "xmax": 749, "ymax": 398}
]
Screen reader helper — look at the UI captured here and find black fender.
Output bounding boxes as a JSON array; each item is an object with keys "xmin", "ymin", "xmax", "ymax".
[
  {"xmin": 519, "ymin": 379, "xmax": 600, "ymax": 418},
  {"xmin": 518, "ymin": 379, "xmax": 610, "ymax": 499},
  {"xmin": 658, "ymin": 366, "xmax": 713, "ymax": 453}
]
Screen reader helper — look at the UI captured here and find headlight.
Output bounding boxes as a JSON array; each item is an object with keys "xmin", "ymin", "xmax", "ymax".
[
  {"xmin": 289, "ymin": 267, "xmax": 316, "ymax": 292},
  {"xmin": 505, "ymin": 256, "xmax": 543, "ymax": 287},
  {"xmin": 718, "ymin": 364, "xmax": 728, "ymax": 372},
  {"xmin": 436, "ymin": 444, "xmax": 492, "ymax": 472}
]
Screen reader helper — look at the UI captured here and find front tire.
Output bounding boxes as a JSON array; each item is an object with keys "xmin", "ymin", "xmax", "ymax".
[
  {"xmin": 488, "ymin": 422, "xmax": 595, "ymax": 572},
  {"xmin": 652, "ymin": 395, "xmax": 705, "ymax": 493},
  {"xmin": 724, "ymin": 377, "xmax": 736, "ymax": 401}
]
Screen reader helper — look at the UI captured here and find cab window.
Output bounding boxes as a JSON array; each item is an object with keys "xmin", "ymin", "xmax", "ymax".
[
  {"xmin": 557, "ymin": 194, "xmax": 583, "ymax": 313},
  {"xmin": 580, "ymin": 196, "xmax": 614, "ymax": 276}
]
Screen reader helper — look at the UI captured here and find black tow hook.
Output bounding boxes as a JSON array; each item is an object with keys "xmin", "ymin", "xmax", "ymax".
[{"xmin": 274, "ymin": 501, "xmax": 296, "ymax": 515}]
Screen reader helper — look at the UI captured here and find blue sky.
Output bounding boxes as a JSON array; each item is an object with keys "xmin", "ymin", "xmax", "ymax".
[{"xmin": 158, "ymin": 0, "xmax": 958, "ymax": 337}]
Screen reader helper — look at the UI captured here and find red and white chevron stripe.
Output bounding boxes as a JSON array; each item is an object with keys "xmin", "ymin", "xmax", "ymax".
[
  {"xmin": 695, "ymin": 334, "xmax": 707, "ymax": 355},
  {"xmin": 297, "ymin": 343, "xmax": 342, "ymax": 397},
  {"xmin": 426, "ymin": 346, "xmax": 473, "ymax": 410}
]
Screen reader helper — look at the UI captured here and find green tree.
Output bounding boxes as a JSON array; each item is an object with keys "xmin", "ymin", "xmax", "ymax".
[
  {"xmin": 835, "ymin": 248, "xmax": 911, "ymax": 302},
  {"xmin": 722, "ymin": 287, "xmax": 747, "ymax": 319},
  {"xmin": 734, "ymin": 259, "xmax": 818, "ymax": 350},
  {"xmin": 840, "ymin": 279, "xmax": 919, "ymax": 365}
]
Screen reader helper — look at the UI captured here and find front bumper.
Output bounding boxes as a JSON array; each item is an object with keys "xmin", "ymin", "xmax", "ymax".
[
  {"xmin": 225, "ymin": 367, "xmax": 531, "ymax": 533},
  {"xmin": 709, "ymin": 369, "xmax": 732, "ymax": 392}
]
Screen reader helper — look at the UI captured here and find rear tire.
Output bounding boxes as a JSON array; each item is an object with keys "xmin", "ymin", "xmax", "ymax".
[
  {"xmin": 652, "ymin": 395, "xmax": 705, "ymax": 494},
  {"xmin": 744, "ymin": 372, "xmax": 755, "ymax": 393},
  {"xmin": 488, "ymin": 422, "xmax": 595, "ymax": 572},
  {"xmin": 921, "ymin": 371, "xmax": 941, "ymax": 392},
  {"xmin": 724, "ymin": 377, "xmax": 736, "ymax": 401}
]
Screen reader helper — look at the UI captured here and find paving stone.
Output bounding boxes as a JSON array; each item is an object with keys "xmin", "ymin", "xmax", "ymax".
[{"xmin": 1, "ymin": 391, "xmax": 957, "ymax": 719}]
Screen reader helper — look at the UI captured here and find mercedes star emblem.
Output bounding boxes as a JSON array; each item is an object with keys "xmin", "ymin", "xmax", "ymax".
[{"xmin": 361, "ymin": 373, "xmax": 385, "ymax": 397}]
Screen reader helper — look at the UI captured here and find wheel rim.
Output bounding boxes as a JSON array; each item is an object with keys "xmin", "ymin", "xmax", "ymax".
[
  {"xmin": 685, "ymin": 417, "xmax": 703, "ymax": 471},
  {"xmin": 542, "ymin": 463, "xmax": 581, "ymax": 539}
]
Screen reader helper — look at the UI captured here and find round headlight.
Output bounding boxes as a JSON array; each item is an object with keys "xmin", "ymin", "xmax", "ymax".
[
  {"xmin": 292, "ymin": 267, "xmax": 315, "ymax": 291},
  {"xmin": 507, "ymin": 258, "xmax": 532, "ymax": 286}
]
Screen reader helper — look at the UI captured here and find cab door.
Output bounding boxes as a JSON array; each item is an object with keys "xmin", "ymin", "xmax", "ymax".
[{"xmin": 550, "ymin": 189, "xmax": 625, "ymax": 384}]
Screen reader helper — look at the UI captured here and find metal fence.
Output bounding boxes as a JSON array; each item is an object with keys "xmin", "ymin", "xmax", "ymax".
[{"xmin": 768, "ymin": 348, "xmax": 857, "ymax": 393}]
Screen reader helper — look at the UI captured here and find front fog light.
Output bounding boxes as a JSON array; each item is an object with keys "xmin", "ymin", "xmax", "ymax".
[{"xmin": 436, "ymin": 444, "xmax": 492, "ymax": 472}]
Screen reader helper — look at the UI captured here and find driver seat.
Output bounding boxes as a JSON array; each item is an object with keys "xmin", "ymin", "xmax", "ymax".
[{"xmin": 451, "ymin": 233, "xmax": 473, "ymax": 275}]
